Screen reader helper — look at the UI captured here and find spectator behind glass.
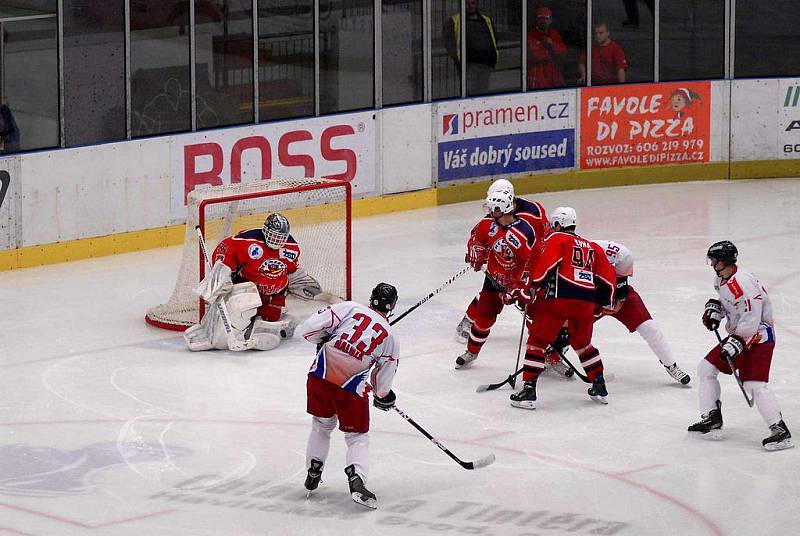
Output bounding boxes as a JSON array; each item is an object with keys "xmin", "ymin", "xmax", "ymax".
[
  {"xmin": 622, "ymin": 0, "xmax": 654, "ymax": 28},
  {"xmin": 0, "ymin": 99, "xmax": 20, "ymax": 153},
  {"xmin": 527, "ymin": 6, "xmax": 567, "ymax": 89},
  {"xmin": 579, "ymin": 22, "xmax": 627, "ymax": 85},
  {"xmin": 443, "ymin": 0, "xmax": 500, "ymax": 95}
]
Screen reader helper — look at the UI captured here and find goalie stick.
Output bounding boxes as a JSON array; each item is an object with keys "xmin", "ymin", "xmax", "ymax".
[
  {"xmin": 390, "ymin": 266, "xmax": 470, "ymax": 326},
  {"xmin": 714, "ymin": 328, "xmax": 755, "ymax": 408},
  {"xmin": 195, "ymin": 226, "xmax": 251, "ymax": 352},
  {"xmin": 393, "ymin": 406, "xmax": 495, "ymax": 470}
]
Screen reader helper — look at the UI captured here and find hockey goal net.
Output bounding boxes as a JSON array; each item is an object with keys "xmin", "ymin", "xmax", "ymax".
[{"xmin": 145, "ymin": 178, "xmax": 351, "ymax": 331}]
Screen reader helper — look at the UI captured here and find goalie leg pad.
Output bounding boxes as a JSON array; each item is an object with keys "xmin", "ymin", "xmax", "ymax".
[
  {"xmin": 184, "ymin": 305, "xmax": 231, "ymax": 351},
  {"xmin": 249, "ymin": 319, "xmax": 286, "ymax": 351},
  {"xmin": 287, "ymin": 267, "xmax": 323, "ymax": 301},
  {"xmin": 226, "ymin": 282, "xmax": 262, "ymax": 330}
]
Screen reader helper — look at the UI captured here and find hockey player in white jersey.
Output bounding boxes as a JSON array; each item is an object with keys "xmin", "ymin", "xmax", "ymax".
[
  {"xmin": 299, "ymin": 283, "xmax": 400, "ymax": 508},
  {"xmin": 689, "ymin": 241, "xmax": 792, "ymax": 451},
  {"xmin": 591, "ymin": 240, "xmax": 691, "ymax": 384}
]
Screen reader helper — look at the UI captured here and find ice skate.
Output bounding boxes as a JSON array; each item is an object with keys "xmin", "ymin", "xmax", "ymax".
[
  {"xmin": 587, "ymin": 373, "xmax": 608, "ymax": 404},
  {"xmin": 455, "ymin": 350, "xmax": 477, "ymax": 369},
  {"xmin": 345, "ymin": 465, "xmax": 377, "ymax": 509},
  {"xmin": 545, "ymin": 352, "xmax": 575, "ymax": 379},
  {"xmin": 510, "ymin": 381, "xmax": 537, "ymax": 410},
  {"xmin": 664, "ymin": 362, "xmax": 691, "ymax": 385},
  {"xmin": 763, "ymin": 420, "xmax": 793, "ymax": 451},
  {"xmin": 304, "ymin": 458, "xmax": 323, "ymax": 497},
  {"xmin": 688, "ymin": 400, "xmax": 723, "ymax": 440},
  {"xmin": 454, "ymin": 316, "xmax": 472, "ymax": 344}
]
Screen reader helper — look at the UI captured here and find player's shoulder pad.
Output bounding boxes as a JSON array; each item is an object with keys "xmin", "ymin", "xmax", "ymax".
[
  {"xmin": 508, "ymin": 218, "xmax": 536, "ymax": 246},
  {"xmin": 235, "ymin": 228, "xmax": 266, "ymax": 242},
  {"xmin": 514, "ymin": 197, "xmax": 544, "ymax": 219}
]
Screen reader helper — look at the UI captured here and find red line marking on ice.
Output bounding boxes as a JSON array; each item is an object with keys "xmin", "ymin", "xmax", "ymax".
[
  {"xmin": 0, "ymin": 503, "xmax": 177, "ymax": 530},
  {"xmin": 0, "ymin": 527, "xmax": 37, "ymax": 536},
  {"xmin": 613, "ymin": 464, "xmax": 665, "ymax": 476}
]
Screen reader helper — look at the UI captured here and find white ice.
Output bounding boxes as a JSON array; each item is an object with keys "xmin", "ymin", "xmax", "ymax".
[{"xmin": 1, "ymin": 179, "xmax": 799, "ymax": 536}]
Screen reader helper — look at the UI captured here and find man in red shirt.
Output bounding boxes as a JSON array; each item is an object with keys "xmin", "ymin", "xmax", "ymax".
[
  {"xmin": 578, "ymin": 22, "xmax": 627, "ymax": 85},
  {"xmin": 526, "ymin": 6, "xmax": 567, "ymax": 89}
]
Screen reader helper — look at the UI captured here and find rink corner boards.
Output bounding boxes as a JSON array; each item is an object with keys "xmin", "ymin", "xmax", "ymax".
[{"xmin": 1, "ymin": 159, "xmax": 798, "ymax": 272}]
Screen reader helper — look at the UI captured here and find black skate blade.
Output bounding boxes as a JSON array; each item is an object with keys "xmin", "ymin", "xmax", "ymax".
[{"xmin": 688, "ymin": 429, "xmax": 723, "ymax": 441}]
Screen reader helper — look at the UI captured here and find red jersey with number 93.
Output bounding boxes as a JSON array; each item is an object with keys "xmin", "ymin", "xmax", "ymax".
[{"xmin": 298, "ymin": 302, "xmax": 399, "ymax": 398}]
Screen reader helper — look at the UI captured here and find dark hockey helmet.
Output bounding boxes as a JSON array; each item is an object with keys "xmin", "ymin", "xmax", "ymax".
[
  {"xmin": 707, "ymin": 240, "xmax": 738, "ymax": 266},
  {"xmin": 370, "ymin": 283, "xmax": 398, "ymax": 315},
  {"xmin": 263, "ymin": 213, "xmax": 290, "ymax": 249}
]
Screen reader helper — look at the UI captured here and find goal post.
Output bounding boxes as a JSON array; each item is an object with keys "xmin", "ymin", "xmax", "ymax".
[{"xmin": 146, "ymin": 178, "xmax": 352, "ymax": 331}]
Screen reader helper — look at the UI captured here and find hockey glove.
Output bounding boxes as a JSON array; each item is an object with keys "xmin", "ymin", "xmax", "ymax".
[
  {"xmin": 615, "ymin": 277, "xmax": 630, "ymax": 302},
  {"xmin": 702, "ymin": 299, "xmax": 724, "ymax": 331},
  {"xmin": 721, "ymin": 335, "xmax": 745, "ymax": 360},
  {"xmin": 503, "ymin": 283, "xmax": 531, "ymax": 307},
  {"xmin": 373, "ymin": 390, "xmax": 396, "ymax": 411},
  {"xmin": 465, "ymin": 243, "xmax": 488, "ymax": 272}
]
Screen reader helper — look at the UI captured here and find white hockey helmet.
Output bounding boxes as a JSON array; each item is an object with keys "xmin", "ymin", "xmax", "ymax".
[
  {"xmin": 549, "ymin": 206, "xmax": 577, "ymax": 230},
  {"xmin": 488, "ymin": 178, "xmax": 514, "ymax": 197},
  {"xmin": 485, "ymin": 188, "xmax": 515, "ymax": 216},
  {"xmin": 263, "ymin": 213, "xmax": 290, "ymax": 249}
]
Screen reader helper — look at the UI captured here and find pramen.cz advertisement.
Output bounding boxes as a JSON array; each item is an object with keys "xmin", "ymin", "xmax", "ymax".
[{"xmin": 436, "ymin": 91, "xmax": 576, "ymax": 182}]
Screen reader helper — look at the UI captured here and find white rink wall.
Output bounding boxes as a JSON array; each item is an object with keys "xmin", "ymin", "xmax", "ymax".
[{"xmin": 0, "ymin": 78, "xmax": 798, "ymax": 252}]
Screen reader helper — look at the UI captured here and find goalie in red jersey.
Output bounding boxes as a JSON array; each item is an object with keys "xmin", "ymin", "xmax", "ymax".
[
  {"xmin": 508, "ymin": 207, "xmax": 617, "ymax": 409},
  {"xmin": 455, "ymin": 187, "xmax": 537, "ymax": 369},
  {"xmin": 184, "ymin": 213, "xmax": 321, "ymax": 352},
  {"xmin": 455, "ymin": 179, "xmax": 549, "ymax": 344}
]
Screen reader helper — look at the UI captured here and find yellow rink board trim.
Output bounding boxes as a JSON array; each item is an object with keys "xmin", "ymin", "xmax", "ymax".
[{"xmin": 0, "ymin": 159, "xmax": 793, "ymax": 271}]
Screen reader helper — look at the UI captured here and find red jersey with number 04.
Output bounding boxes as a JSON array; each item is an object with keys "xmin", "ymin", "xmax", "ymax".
[
  {"xmin": 298, "ymin": 302, "xmax": 399, "ymax": 398},
  {"xmin": 528, "ymin": 231, "xmax": 616, "ymax": 305},
  {"xmin": 469, "ymin": 216, "xmax": 536, "ymax": 290},
  {"xmin": 212, "ymin": 228, "xmax": 300, "ymax": 299}
]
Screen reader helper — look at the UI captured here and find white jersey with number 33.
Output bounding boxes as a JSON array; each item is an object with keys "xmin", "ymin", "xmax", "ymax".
[{"xmin": 298, "ymin": 301, "xmax": 399, "ymax": 398}]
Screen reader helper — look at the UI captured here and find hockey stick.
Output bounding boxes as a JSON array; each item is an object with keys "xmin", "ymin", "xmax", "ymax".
[
  {"xmin": 476, "ymin": 367, "xmax": 522, "ymax": 392},
  {"xmin": 390, "ymin": 266, "xmax": 471, "ymax": 326},
  {"xmin": 393, "ymin": 406, "xmax": 495, "ymax": 470},
  {"xmin": 509, "ymin": 313, "xmax": 527, "ymax": 389},
  {"xmin": 714, "ymin": 329, "xmax": 755, "ymax": 407},
  {"xmin": 196, "ymin": 226, "xmax": 251, "ymax": 352}
]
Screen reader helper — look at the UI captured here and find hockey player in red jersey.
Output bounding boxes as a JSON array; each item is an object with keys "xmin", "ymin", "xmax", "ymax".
[
  {"xmin": 688, "ymin": 241, "xmax": 792, "ymax": 451},
  {"xmin": 455, "ymin": 187, "xmax": 537, "ymax": 369},
  {"xmin": 455, "ymin": 178, "xmax": 548, "ymax": 344},
  {"xmin": 299, "ymin": 283, "xmax": 400, "ymax": 508},
  {"xmin": 509, "ymin": 207, "xmax": 616, "ymax": 409},
  {"xmin": 184, "ymin": 213, "xmax": 318, "ymax": 351},
  {"xmin": 549, "ymin": 239, "xmax": 691, "ymax": 384}
]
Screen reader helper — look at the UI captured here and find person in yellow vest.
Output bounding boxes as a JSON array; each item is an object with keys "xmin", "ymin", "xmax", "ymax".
[{"xmin": 444, "ymin": 0, "xmax": 499, "ymax": 95}]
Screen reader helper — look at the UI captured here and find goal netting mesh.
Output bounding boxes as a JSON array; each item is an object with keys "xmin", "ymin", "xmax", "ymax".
[{"xmin": 145, "ymin": 178, "xmax": 351, "ymax": 330}]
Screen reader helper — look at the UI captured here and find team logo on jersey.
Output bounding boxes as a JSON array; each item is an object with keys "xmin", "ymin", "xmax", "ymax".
[
  {"xmin": 442, "ymin": 114, "xmax": 458, "ymax": 135},
  {"xmin": 258, "ymin": 258, "xmax": 286, "ymax": 278},
  {"xmin": 248, "ymin": 244, "xmax": 264, "ymax": 259},
  {"xmin": 493, "ymin": 239, "xmax": 515, "ymax": 265},
  {"xmin": 506, "ymin": 231, "xmax": 521, "ymax": 249},
  {"xmin": 488, "ymin": 222, "xmax": 498, "ymax": 237},
  {"xmin": 280, "ymin": 248, "xmax": 298, "ymax": 262}
]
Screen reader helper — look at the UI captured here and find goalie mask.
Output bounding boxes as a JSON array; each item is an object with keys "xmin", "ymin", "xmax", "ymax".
[
  {"xmin": 370, "ymin": 282, "xmax": 398, "ymax": 316},
  {"xmin": 263, "ymin": 213, "xmax": 290, "ymax": 250},
  {"xmin": 485, "ymin": 189, "xmax": 514, "ymax": 217}
]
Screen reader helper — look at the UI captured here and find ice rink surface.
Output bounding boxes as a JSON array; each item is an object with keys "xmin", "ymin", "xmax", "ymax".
[{"xmin": 2, "ymin": 179, "xmax": 799, "ymax": 536}]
